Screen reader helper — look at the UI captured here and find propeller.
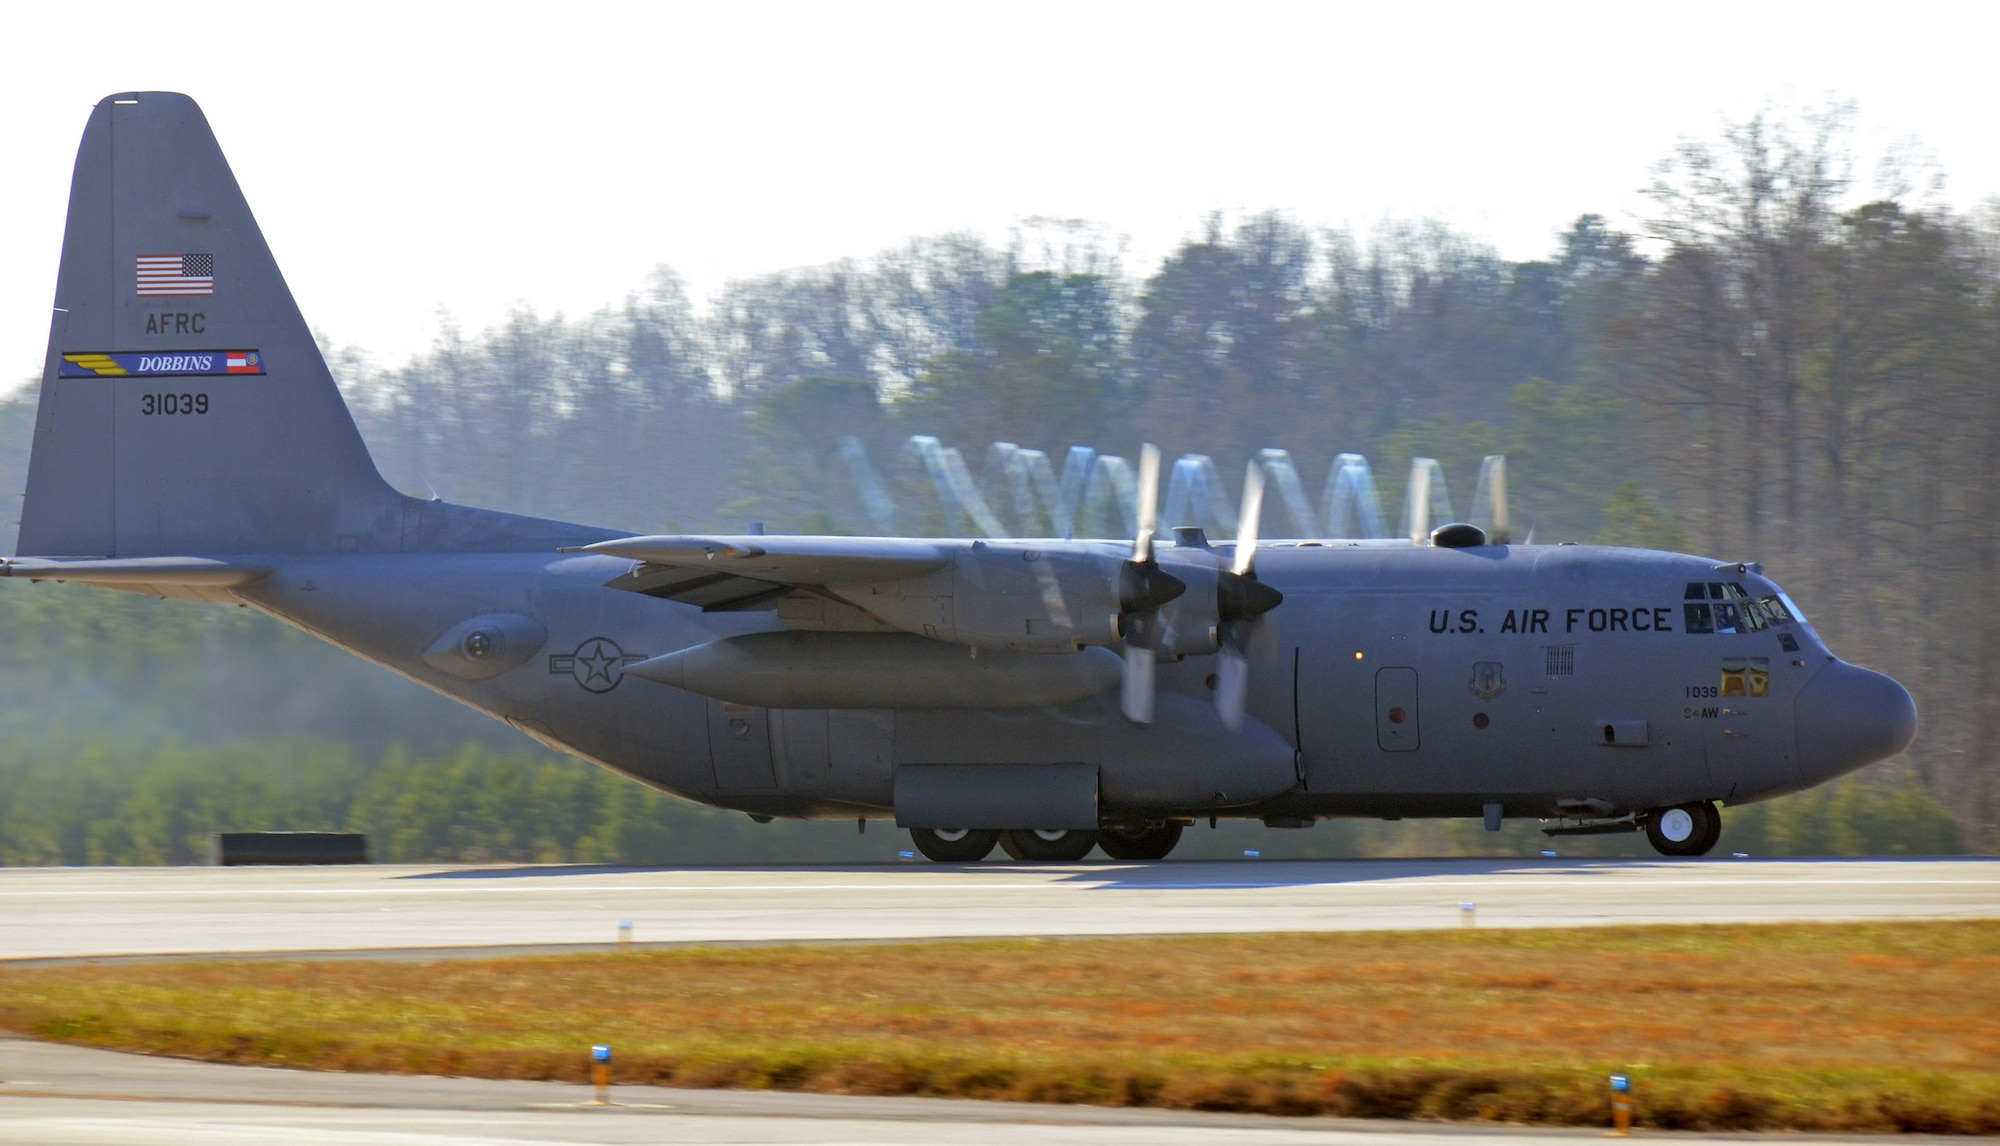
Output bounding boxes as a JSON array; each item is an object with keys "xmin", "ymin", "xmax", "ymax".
[
  {"xmin": 1118, "ymin": 444, "xmax": 1185, "ymax": 724},
  {"xmin": 1214, "ymin": 461, "xmax": 1285, "ymax": 730}
]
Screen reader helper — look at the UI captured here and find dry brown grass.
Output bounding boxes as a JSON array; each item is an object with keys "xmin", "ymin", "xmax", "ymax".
[{"xmin": 4, "ymin": 921, "xmax": 1999, "ymax": 1132}]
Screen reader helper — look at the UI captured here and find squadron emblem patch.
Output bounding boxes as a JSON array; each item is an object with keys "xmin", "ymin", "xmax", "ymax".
[{"xmin": 1468, "ymin": 660, "xmax": 1506, "ymax": 701}]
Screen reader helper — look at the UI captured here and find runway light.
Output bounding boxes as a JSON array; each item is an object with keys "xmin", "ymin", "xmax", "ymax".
[
  {"xmin": 1540, "ymin": 850, "xmax": 1558, "ymax": 858},
  {"xmin": 617, "ymin": 920, "xmax": 632, "ymax": 947},
  {"xmin": 591, "ymin": 1044, "xmax": 613, "ymax": 1105},
  {"xmin": 1732, "ymin": 851, "xmax": 1749, "ymax": 858},
  {"xmin": 898, "ymin": 850, "xmax": 915, "ymax": 860},
  {"xmin": 1609, "ymin": 1073, "xmax": 1633, "ymax": 1136},
  {"xmin": 1353, "ymin": 651, "xmax": 1364, "ymax": 660},
  {"xmin": 1460, "ymin": 902, "xmax": 1476, "ymax": 928},
  {"xmin": 1243, "ymin": 849, "xmax": 1260, "ymax": 858}
]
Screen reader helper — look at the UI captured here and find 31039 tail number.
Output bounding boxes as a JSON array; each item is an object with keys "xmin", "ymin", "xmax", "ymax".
[{"xmin": 140, "ymin": 393, "xmax": 208, "ymax": 415}]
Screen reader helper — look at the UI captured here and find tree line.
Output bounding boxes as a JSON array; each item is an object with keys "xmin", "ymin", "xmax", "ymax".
[{"xmin": 2, "ymin": 105, "xmax": 1994, "ymax": 852}]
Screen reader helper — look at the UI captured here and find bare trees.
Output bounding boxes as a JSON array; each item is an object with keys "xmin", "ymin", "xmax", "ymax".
[
  {"xmin": 1627, "ymin": 110, "xmax": 2000, "ymax": 847},
  {"xmin": 1632, "ymin": 108, "xmax": 1853, "ymax": 557}
]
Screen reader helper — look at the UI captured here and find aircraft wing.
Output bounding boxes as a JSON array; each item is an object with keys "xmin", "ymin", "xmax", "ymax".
[{"xmin": 581, "ymin": 535, "xmax": 954, "ymax": 612}]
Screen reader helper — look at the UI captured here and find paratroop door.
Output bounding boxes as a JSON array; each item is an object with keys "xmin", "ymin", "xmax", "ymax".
[{"xmin": 1375, "ymin": 667, "xmax": 1420, "ymax": 752}]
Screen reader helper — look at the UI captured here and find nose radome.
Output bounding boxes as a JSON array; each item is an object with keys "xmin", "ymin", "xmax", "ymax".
[{"xmin": 1794, "ymin": 661, "xmax": 1918, "ymax": 781}]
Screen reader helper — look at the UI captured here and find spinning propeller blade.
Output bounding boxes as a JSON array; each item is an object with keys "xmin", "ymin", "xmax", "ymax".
[
  {"xmin": 1119, "ymin": 444, "xmax": 1182, "ymax": 724},
  {"xmin": 1231, "ymin": 463, "xmax": 1264, "ymax": 577},
  {"xmin": 1121, "ymin": 635, "xmax": 1157, "ymax": 725},
  {"xmin": 1216, "ymin": 460, "xmax": 1281, "ymax": 731},
  {"xmin": 1131, "ymin": 443, "xmax": 1159, "ymax": 565}
]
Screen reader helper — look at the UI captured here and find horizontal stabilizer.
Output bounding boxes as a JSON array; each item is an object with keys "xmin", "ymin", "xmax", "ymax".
[{"xmin": 0, "ymin": 556, "xmax": 269, "ymax": 587}]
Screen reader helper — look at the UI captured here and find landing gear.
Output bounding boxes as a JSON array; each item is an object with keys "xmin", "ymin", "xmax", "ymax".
[
  {"xmin": 1098, "ymin": 821, "xmax": 1184, "ymax": 861},
  {"xmin": 999, "ymin": 829, "xmax": 1098, "ymax": 862},
  {"xmin": 1644, "ymin": 800, "xmax": 1721, "ymax": 857},
  {"xmin": 909, "ymin": 827, "xmax": 1000, "ymax": 862}
]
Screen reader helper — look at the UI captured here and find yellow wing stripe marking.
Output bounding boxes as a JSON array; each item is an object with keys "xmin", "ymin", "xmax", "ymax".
[{"xmin": 62, "ymin": 354, "xmax": 127, "ymax": 376}]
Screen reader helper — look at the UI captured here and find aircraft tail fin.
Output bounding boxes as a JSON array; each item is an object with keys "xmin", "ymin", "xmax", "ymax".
[{"xmin": 17, "ymin": 91, "xmax": 402, "ymax": 558}]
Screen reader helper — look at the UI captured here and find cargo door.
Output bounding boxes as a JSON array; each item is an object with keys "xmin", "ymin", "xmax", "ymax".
[
  {"xmin": 707, "ymin": 701, "xmax": 777, "ymax": 791},
  {"xmin": 1375, "ymin": 667, "xmax": 1420, "ymax": 752}
]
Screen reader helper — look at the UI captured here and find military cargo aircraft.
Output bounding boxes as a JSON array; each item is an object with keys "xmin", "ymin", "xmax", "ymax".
[{"xmin": 2, "ymin": 93, "xmax": 1918, "ymax": 861}]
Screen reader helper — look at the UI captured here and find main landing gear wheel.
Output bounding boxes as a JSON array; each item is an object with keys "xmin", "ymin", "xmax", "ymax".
[
  {"xmin": 999, "ymin": 829, "xmax": 1098, "ymax": 862},
  {"xmin": 1644, "ymin": 800, "xmax": 1722, "ymax": 857},
  {"xmin": 1097, "ymin": 821, "xmax": 1184, "ymax": 861},
  {"xmin": 909, "ymin": 827, "xmax": 1000, "ymax": 862}
]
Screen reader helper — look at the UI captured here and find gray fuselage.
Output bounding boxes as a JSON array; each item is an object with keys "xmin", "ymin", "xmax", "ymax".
[{"xmin": 234, "ymin": 526, "xmax": 1906, "ymax": 827}]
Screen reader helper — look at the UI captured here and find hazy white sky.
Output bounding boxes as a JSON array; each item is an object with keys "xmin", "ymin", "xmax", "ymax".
[{"xmin": 4, "ymin": 1, "xmax": 1996, "ymax": 392}]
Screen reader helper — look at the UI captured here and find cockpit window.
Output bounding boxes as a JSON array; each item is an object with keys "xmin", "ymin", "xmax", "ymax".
[
  {"xmin": 1735, "ymin": 585, "xmax": 1766, "ymax": 631},
  {"xmin": 1684, "ymin": 602, "xmax": 1714, "ymax": 633},
  {"xmin": 1713, "ymin": 601, "xmax": 1744, "ymax": 633},
  {"xmin": 1777, "ymin": 591, "xmax": 1808, "ymax": 625},
  {"xmin": 1682, "ymin": 582, "xmax": 1793, "ymax": 635}
]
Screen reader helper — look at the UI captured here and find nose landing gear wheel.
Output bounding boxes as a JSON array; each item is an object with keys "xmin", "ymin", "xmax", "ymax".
[
  {"xmin": 909, "ymin": 827, "xmax": 1000, "ymax": 862},
  {"xmin": 999, "ymin": 828, "xmax": 1098, "ymax": 862},
  {"xmin": 1097, "ymin": 821, "xmax": 1184, "ymax": 861},
  {"xmin": 1644, "ymin": 800, "xmax": 1721, "ymax": 856}
]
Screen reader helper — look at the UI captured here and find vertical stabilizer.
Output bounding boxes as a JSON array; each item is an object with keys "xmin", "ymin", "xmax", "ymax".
[{"xmin": 18, "ymin": 92, "xmax": 402, "ymax": 558}]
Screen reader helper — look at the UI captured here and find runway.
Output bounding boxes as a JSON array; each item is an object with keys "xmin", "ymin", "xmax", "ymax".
[
  {"xmin": 1, "ymin": 857, "xmax": 1995, "ymax": 961},
  {"xmin": 3, "ymin": 859, "xmax": 1997, "ymax": 1143},
  {"xmin": 1, "ymin": 1036, "xmax": 1989, "ymax": 1146}
]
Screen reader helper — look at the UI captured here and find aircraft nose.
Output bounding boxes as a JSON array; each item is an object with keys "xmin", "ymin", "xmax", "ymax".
[{"xmin": 1793, "ymin": 660, "xmax": 1917, "ymax": 780}]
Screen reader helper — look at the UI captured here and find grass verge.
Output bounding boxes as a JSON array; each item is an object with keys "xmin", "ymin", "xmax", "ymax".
[{"xmin": 3, "ymin": 921, "xmax": 1998, "ymax": 1132}]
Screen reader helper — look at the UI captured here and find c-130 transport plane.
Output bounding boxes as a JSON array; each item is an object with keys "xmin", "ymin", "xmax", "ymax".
[{"xmin": 4, "ymin": 93, "xmax": 1918, "ymax": 861}]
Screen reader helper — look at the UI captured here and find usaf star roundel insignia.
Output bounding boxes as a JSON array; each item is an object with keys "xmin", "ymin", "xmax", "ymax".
[{"xmin": 549, "ymin": 637, "xmax": 647, "ymax": 693}]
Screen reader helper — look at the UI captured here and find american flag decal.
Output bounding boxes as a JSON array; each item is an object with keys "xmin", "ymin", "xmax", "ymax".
[{"xmin": 136, "ymin": 253, "xmax": 214, "ymax": 297}]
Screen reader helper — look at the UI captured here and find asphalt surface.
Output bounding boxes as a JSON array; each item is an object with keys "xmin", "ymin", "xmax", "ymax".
[
  {"xmin": 3, "ymin": 858, "xmax": 1996, "ymax": 1143},
  {"xmin": 1, "ymin": 857, "xmax": 1995, "ymax": 962}
]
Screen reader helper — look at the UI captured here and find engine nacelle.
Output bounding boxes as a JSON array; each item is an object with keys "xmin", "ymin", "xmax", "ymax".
[{"xmin": 1154, "ymin": 556, "xmax": 1222, "ymax": 656}]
